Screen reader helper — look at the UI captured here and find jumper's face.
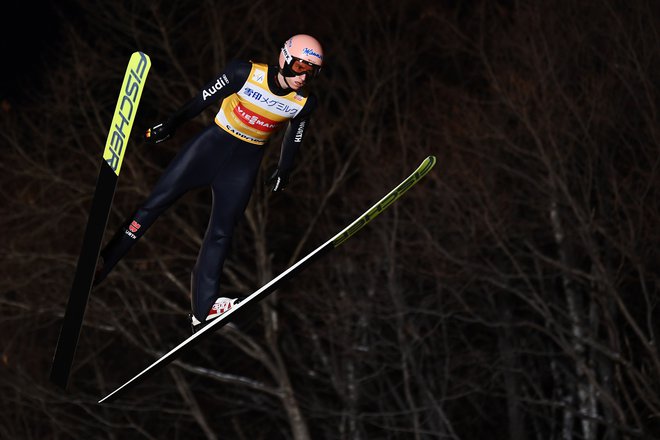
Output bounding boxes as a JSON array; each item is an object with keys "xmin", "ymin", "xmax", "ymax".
[
  {"xmin": 277, "ymin": 71, "xmax": 309, "ymax": 90},
  {"xmin": 287, "ymin": 73, "xmax": 308, "ymax": 90}
]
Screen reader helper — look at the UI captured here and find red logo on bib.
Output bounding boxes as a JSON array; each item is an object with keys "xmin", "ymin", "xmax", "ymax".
[{"xmin": 233, "ymin": 104, "xmax": 279, "ymax": 132}]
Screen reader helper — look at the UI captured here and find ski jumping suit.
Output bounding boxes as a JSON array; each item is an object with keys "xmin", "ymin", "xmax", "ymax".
[{"xmin": 96, "ymin": 59, "xmax": 316, "ymax": 321}]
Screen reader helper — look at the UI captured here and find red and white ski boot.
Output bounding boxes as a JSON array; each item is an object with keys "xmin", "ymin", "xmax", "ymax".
[{"xmin": 190, "ymin": 297, "xmax": 241, "ymax": 333}]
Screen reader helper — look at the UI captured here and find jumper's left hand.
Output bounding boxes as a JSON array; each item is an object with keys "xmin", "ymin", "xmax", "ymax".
[{"xmin": 266, "ymin": 168, "xmax": 290, "ymax": 192}]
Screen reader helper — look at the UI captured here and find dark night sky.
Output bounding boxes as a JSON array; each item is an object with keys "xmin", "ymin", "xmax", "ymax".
[{"xmin": 2, "ymin": 3, "xmax": 61, "ymax": 104}]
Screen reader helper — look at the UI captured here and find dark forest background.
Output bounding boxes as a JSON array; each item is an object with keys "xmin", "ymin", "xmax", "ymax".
[{"xmin": 1, "ymin": 0, "xmax": 659, "ymax": 439}]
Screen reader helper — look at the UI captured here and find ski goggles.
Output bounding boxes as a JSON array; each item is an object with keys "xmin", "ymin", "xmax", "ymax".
[{"xmin": 283, "ymin": 57, "xmax": 322, "ymax": 79}]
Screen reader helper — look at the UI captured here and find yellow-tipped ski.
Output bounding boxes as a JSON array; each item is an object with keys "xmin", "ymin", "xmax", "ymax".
[{"xmin": 103, "ymin": 51, "xmax": 151, "ymax": 175}]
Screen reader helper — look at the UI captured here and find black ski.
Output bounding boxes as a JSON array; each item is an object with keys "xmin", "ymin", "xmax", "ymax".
[
  {"xmin": 98, "ymin": 155, "xmax": 436, "ymax": 404},
  {"xmin": 50, "ymin": 52, "xmax": 151, "ymax": 389}
]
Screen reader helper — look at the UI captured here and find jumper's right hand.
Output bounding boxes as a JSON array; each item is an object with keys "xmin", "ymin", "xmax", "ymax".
[{"xmin": 144, "ymin": 122, "xmax": 175, "ymax": 144}]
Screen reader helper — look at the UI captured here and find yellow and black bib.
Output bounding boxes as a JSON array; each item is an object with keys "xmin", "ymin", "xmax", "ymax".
[{"xmin": 215, "ymin": 63, "xmax": 308, "ymax": 145}]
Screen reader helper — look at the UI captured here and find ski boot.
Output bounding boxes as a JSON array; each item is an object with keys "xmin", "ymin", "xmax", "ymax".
[{"xmin": 190, "ymin": 297, "xmax": 242, "ymax": 333}]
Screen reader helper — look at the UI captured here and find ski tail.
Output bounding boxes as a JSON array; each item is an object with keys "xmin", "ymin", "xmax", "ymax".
[
  {"xmin": 98, "ymin": 155, "xmax": 436, "ymax": 404},
  {"xmin": 50, "ymin": 52, "xmax": 151, "ymax": 389}
]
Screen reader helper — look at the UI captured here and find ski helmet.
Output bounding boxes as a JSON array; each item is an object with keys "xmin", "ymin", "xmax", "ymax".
[{"xmin": 279, "ymin": 34, "xmax": 323, "ymax": 79}]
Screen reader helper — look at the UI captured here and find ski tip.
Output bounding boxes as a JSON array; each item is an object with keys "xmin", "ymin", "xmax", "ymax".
[
  {"xmin": 131, "ymin": 51, "xmax": 151, "ymax": 62},
  {"xmin": 416, "ymin": 155, "xmax": 436, "ymax": 178}
]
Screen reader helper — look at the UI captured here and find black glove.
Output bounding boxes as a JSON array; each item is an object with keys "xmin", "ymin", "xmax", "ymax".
[
  {"xmin": 265, "ymin": 168, "xmax": 290, "ymax": 192},
  {"xmin": 144, "ymin": 121, "xmax": 175, "ymax": 144}
]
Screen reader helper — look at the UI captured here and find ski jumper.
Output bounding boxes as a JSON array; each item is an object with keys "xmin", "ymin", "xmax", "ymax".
[{"xmin": 96, "ymin": 60, "xmax": 316, "ymax": 321}]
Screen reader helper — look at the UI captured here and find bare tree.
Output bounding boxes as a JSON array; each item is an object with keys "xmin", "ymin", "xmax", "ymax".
[{"xmin": 422, "ymin": 1, "xmax": 660, "ymax": 439}]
